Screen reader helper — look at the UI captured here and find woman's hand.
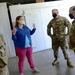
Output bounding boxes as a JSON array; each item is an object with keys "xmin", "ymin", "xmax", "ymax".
[
  {"xmin": 12, "ymin": 28, "xmax": 17, "ymax": 35},
  {"xmin": 33, "ymin": 23, "xmax": 36, "ymax": 29}
]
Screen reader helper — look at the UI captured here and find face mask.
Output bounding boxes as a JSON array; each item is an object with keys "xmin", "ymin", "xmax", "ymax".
[
  {"xmin": 69, "ymin": 14, "xmax": 73, "ymax": 19},
  {"xmin": 19, "ymin": 20, "xmax": 25, "ymax": 25},
  {"xmin": 52, "ymin": 14, "xmax": 57, "ymax": 18}
]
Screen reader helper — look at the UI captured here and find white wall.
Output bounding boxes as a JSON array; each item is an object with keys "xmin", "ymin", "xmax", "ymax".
[{"xmin": 0, "ymin": 3, "xmax": 16, "ymax": 57}]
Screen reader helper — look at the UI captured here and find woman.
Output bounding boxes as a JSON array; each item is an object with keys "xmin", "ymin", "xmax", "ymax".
[{"xmin": 12, "ymin": 16, "xmax": 39, "ymax": 75}]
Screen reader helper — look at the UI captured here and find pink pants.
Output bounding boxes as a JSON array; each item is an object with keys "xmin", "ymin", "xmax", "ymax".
[{"xmin": 15, "ymin": 46, "xmax": 35, "ymax": 73}]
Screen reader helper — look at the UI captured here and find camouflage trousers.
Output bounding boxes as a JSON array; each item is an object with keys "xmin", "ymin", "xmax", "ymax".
[
  {"xmin": 69, "ymin": 35, "xmax": 75, "ymax": 51},
  {"xmin": 0, "ymin": 65, "xmax": 9, "ymax": 75},
  {"xmin": 52, "ymin": 36, "xmax": 70, "ymax": 59}
]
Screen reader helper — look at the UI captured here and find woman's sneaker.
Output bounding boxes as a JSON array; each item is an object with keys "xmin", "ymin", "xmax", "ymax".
[
  {"xmin": 20, "ymin": 73, "xmax": 24, "ymax": 75},
  {"xmin": 31, "ymin": 67, "xmax": 40, "ymax": 73}
]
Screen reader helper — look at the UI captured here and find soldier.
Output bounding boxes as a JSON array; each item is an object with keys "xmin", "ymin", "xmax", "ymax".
[
  {"xmin": 69, "ymin": 6, "xmax": 75, "ymax": 53},
  {"xmin": 0, "ymin": 34, "xmax": 9, "ymax": 75},
  {"xmin": 47, "ymin": 9, "xmax": 74, "ymax": 67}
]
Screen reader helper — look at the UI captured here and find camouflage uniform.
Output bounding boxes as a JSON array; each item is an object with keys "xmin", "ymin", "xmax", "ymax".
[
  {"xmin": 47, "ymin": 16, "xmax": 70, "ymax": 59},
  {"xmin": 69, "ymin": 20, "xmax": 75, "ymax": 51},
  {"xmin": 0, "ymin": 34, "xmax": 9, "ymax": 75}
]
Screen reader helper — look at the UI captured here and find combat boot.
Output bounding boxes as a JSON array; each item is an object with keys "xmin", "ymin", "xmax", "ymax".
[
  {"xmin": 67, "ymin": 60, "xmax": 74, "ymax": 68},
  {"xmin": 52, "ymin": 58, "xmax": 59, "ymax": 65}
]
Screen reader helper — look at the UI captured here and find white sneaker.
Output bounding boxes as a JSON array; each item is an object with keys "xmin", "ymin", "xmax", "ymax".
[
  {"xmin": 32, "ymin": 67, "xmax": 40, "ymax": 73},
  {"xmin": 20, "ymin": 73, "xmax": 24, "ymax": 75}
]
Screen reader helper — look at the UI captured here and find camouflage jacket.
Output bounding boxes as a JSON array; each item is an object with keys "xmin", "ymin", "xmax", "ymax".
[
  {"xmin": 0, "ymin": 34, "xmax": 8, "ymax": 68},
  {"xmin": 69, "ymin": 20, "xmax": 75, "ymax": 50},
  {"xmin": 47, "ymin": 16, "xmax": 71, "ymax": 39}
]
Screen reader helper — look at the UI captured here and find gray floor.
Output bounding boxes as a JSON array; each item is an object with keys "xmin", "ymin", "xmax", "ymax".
[{"xmin": 8, "ymin": 49, "xmax": 75, "ymax": 75}]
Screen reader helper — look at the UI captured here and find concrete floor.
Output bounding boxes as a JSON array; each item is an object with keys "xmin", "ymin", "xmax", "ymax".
[{"xmin": 8, "ymin": 49, "xmax": 75, "ymax": 75}]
